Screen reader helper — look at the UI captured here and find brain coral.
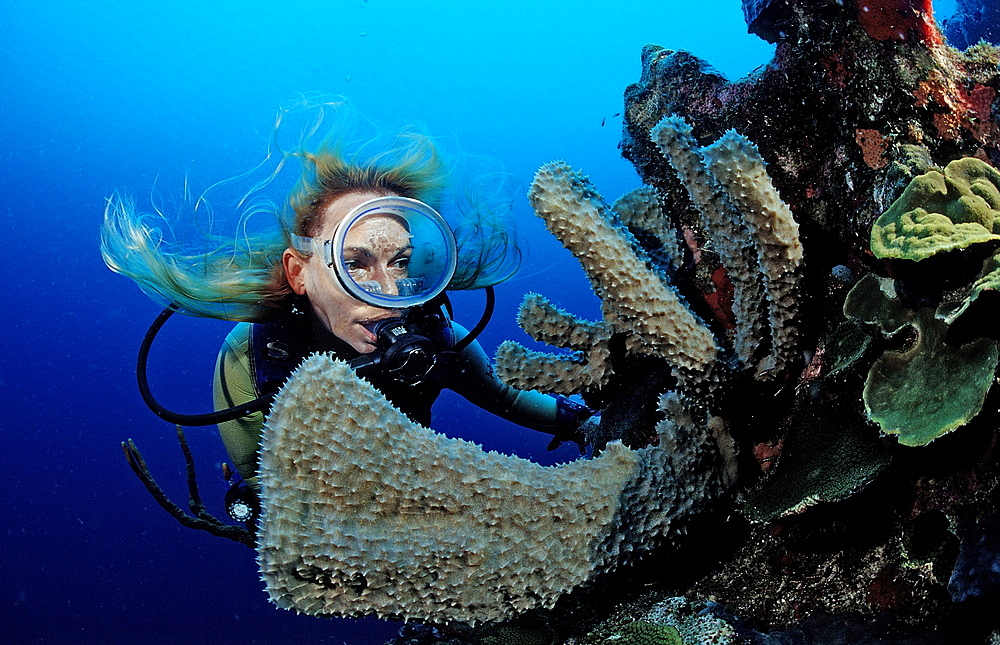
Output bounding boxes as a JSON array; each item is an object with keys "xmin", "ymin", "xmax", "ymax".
[
  {"xmin": 870, "ymin": 158, "xmax": 1000, "ymax": 261},
  {"xmin": 612, "ymin": 621, "xmax": 682, "ymax": 645},
  {"xmin": 256, "ymin": 354, "xmax": 728, "ymax": 625}
]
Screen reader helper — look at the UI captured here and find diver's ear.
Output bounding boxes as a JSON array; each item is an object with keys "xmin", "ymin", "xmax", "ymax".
[{"xmin": 283, "ymin": 249, "xmax": 308, "ymax": 295}]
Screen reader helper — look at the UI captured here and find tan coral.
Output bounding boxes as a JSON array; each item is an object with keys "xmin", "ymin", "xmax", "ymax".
[
  {"xmin": 650, "ymin": 116, "xmax": 768, "ymax": 371},
  {"xmin": 612, "ymin": 186, "xmax": 686, "ymax": 273},
  {"xmin": 525, "ymin": 161, "xmax": 719, "ymax": 376},
  {"xmin": 256, "ymin": 354, "xmax": 727, "ymax": 625},
  {"xmin": 495, "ymin": 293, "xmax": 612, "ymax": 395},
  {"xmin": 501, "ymin": 126, "xmax": 803, "ymax": 392},
  {"xmin": 702, "ymin": 130, "xmax": 804, "ymax": 377}
]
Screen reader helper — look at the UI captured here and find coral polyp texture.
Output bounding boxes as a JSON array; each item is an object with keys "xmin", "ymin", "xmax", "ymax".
[
  {"xmin": 256, "ymin": 355, "xmax": 728, "ymax": 625},
  {"xmin": 497, "ymin": 122, "xmax": 803, "ymax": 404},
  {"xmin": 870, "ymin": 157, "xmax": 1000, "ymax": 261},
  {"xmin": 519, "ymin": 161, "xmax": 719, "ymax": 381},
  {"xmin": 652, "ymin": 116, "xmax": 803, "ymax": 376},
  {"xmin": 497, "ymin": 292, "xmax": 613, "ymax": 395}
]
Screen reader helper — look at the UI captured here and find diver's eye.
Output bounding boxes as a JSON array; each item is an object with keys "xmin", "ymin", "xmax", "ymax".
[{"xmin": 343, "ymin": 255, "xmax": 373, "ymax": 276}]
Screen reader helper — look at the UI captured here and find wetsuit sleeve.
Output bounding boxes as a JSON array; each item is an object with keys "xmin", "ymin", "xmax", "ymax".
[
  {"xmin": 213, "ymin": 323, "xmax": 265, "ymax": 484},
  {"xmin": 443, "ymin": 323, "xmax": 593, "ymax": 438}
]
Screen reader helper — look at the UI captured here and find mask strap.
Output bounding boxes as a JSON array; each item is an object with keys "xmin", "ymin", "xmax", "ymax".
[{"xmin": 290, "ymin": 234, "xmax": 314, "ymax": 256}]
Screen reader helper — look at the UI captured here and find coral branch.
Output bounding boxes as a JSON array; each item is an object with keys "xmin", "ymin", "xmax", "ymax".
[
  {"xmin": 495, "ymin": 341, "xmax": 607, "ymax": 395},
  {"xmin": 516, "ymin": 292, "xmax": 610, "ymax": 351},
  {"xmin": 495, "ymin": 293, "xmax": 613, "ymax": 395},
  {"xmin": 527, "ymin": 161, "xmax": 719, "ymax": 375},
  {"xmin": 651, "ymin": 116, "xmax": 768, "ymax": 370},
  {"xmin": 612, "ymin": 186, "xmax": 686, "ymax": 274},
  {"xmin": 702, "ymin": 131, "xmax": 804, "ymax": 376},
  {"xmin": 256, "ymin": 354, "xmax": 727, "ymax": 625}
]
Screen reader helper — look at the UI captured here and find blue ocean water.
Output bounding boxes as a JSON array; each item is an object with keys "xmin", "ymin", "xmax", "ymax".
[{"xmin": 2, "ymin": 1, "xmax": 796, "ymax": 642}]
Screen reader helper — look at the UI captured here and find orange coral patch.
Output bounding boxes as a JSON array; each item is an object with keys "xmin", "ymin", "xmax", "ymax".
[{"xmin": 855, "ymin": 128, "xmax": 890, "ymax": 169}]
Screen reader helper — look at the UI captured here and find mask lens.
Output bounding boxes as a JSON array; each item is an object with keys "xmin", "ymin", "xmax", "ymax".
[{"xmin": 332, "ymin": 197, "xmax": 457, "ymax": 308}]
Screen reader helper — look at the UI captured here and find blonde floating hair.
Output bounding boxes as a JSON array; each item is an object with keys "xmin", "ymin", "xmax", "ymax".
[{"xmin": 100, "ymin": 98, "xmax": 521, "ymax": 322}]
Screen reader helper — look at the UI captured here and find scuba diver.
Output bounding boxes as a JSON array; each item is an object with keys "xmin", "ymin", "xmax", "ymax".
[{"xmin": 100, "ymin": 105, "xmax": 598, "ymax": 533}]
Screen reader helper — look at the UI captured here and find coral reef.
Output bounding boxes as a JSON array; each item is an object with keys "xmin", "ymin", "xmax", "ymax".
[
  {"xmin": 496, "ymin": 122, "xmax": 803, "ymax": 461},
  {"xmin": 256, "ymin": 355, "xmax": 729, "ymax": 625},
  {"xmin": 586, "ymin": 0, "xmax": 1000, "ymax": 639}
]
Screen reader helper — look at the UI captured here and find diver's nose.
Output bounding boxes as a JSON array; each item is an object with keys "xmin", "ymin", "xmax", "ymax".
[{"xmin": 371, "ymin": 263, "xmax": 398, "ymax": 296}]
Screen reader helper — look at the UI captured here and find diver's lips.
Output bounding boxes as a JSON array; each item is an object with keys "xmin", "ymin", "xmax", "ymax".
[
  {"xmin": 358, "ymin": 322, "xmax": 379, "ymax": 345},
  {"xmin": 358, "ymin": 315, "xmax": 397, "ymax": 344}
]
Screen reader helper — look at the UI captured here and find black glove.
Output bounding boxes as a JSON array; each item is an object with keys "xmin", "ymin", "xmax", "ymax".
[{"xmin": 546, "ymin": 397, "xmax": 599, "ymax": 453}]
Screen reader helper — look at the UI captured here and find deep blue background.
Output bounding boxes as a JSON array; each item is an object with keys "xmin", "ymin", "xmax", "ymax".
[{"xmin": 8, "ymin": 0, "xmax": 950, "ymax": 642}]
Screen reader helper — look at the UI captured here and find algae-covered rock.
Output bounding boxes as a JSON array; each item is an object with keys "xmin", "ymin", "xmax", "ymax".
[{"xmin": 870, "ymin": 158, "xmax": 1000, "ymax": 261}]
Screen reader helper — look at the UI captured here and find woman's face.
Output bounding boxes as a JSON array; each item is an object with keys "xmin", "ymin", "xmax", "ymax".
[{"xmin": 285, "ymin": 191, "xmax": 411, "ymax": 354}]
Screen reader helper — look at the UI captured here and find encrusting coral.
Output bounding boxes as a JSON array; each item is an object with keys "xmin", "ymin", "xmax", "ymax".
[{"xmin": 256, "ymin": 355, "xmax": 729, "ymax": 625}]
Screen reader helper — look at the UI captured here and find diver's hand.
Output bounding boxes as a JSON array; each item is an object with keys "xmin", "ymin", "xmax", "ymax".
[{"xmin": 546, "ymin": 414, "xmax": 600, "ymax": 454}]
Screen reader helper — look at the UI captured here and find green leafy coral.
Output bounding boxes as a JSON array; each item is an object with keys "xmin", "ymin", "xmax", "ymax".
[
  {"xmin": 870, "ymin": 158, "xmax": 1000, "ymax": 261},
  {"xmin": 851, "ymin": 159, "xmax": 1000, "ymax": 446},
  {"xmin": 844, "ymin": 274, "xmax": 998, "ymax": 446}
]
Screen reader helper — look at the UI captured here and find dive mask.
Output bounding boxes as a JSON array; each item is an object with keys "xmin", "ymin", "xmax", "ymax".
[{"xmin": 292, "ymin": 196, "xmax": 457, "ymax": 309}]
